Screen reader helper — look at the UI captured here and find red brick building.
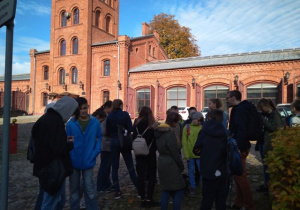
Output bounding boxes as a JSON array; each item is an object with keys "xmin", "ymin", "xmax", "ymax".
[{"xmin": 1, "ymin": 0, "xmax": 300, "ymax": 118}]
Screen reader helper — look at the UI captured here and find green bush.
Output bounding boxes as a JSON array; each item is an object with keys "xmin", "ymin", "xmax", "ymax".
[{"xmin": 264, "ymin": 127, "xmax": 300, "ymax": 210}]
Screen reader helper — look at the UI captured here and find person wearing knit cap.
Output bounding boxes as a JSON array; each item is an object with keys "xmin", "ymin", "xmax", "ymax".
[
  {"xmin": 182, "ymin": 111, "xmax": 203, "ymax": 197},
  {"xmin": 32, "ymin": 96, "xmax": 78, "ymax": 210}
]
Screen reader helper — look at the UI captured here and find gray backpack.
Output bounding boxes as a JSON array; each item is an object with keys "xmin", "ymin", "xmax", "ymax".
[{"xmin": 132, "ymin": 126, "xmax": 153, "ymax": 156}]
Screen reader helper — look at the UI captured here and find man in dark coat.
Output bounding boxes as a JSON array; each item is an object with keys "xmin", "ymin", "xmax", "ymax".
[
  {"xmin": 226, "ymin": 90, "xmax": 255, "ymax": 210},
  {"xmin": 32, "ymin": 96, "xmax": 78, "ymax": 210}
]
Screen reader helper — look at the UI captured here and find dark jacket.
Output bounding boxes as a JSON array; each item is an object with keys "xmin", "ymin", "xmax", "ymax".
[
  {"xmin": 193, "ymin": 119, "xmax": 228, "ymax": 180},
  {"xmin": 132, "ymin": 118, "xmax": 157, "ymax": 154},
  {"xmin": 106, "ymin": 108, "xmax": 132, "ymax": 138},
  {"xmin": 32, "ymin": 108, "xmax": 73, "ymax": 177},
  {"xmin": 154, "ymin": 124, "xmax": 186, "ymax": 191},
  {"xmin": 262, "ymin": 110, "xmax": 282, "ymax": 156},
  {"xmin": 229, "ymin": 100, "xmax": 252, "ymax": 152}
]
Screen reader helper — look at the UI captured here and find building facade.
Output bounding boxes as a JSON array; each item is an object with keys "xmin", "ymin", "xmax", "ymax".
[{"xmin": 0, "ymin": 0, "xmax": 299, "ymax": 118}]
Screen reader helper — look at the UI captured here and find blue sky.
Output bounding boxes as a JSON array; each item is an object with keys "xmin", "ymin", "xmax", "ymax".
[{"xmin": 0, "ymin": 0, "xmax": 300, "ymax": 76}]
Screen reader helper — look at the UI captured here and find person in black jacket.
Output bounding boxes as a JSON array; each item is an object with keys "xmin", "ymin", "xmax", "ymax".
[
  {"xmin": 106, "ymin": 99, "xmax": 138, "ymax": 199},
  {"xmin": 132, "ymin": 106, "xmax": 159, "ymax": 208},
  {"xmin": 193, "ymin": 109, "xmax": 228, "ymax": 210},
  {"xmin": 226, "ymin": 90, "xmax": 255, "ymax": 210},
  {"xmin": 32, "ymin": 96, "xmax": 78, "ymax": 210}
]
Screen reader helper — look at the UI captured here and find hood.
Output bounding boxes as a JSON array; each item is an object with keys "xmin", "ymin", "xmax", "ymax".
[
  {"xmin": 52, "ymin": 96, "xmax": 78, "ymax": 122},
  {"xmin": 44, "ymin": 102, "xmax": 56, "ymax": 113},
  {"xmin": 202, "ymin": 120, "xmax": 226, "ymax": 137},
  {"xmin": 154, "ymin": 123, "xmax": 172, "ymax": 138}
]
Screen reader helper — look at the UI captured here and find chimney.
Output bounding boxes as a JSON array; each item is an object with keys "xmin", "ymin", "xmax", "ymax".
[{"xmin": 142, "ymin": 22, "xmax": 149, "ymax": 36}]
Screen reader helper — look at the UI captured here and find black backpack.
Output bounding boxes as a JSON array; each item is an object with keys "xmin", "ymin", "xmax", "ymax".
[{"xmin": 246, "ymin": 101, "xmax": 264, "ymax": 141}]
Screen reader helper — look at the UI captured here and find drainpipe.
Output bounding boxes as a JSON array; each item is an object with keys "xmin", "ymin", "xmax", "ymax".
[
  {"xmin": 32, "ymin": 53, "xmax": 36, "ymax": 114},
  {"xmin": 116, "ymin": 42, "xmax": 120, "ymax": 99}
]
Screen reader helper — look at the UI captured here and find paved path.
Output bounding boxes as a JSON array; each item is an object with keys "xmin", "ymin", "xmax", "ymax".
[{"xmin": 0, "ymin": 116, "xmax": 271, "ymax": 210}]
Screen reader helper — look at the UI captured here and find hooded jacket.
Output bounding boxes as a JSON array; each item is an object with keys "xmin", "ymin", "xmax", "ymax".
[
  {"xmin": 155, "ymin": 124, "xmax": 186, "ymax": 191},
  {"xmin": 66, "ymin": 115, "xmax": 102, "ymax": 170},
  {"xmin": 229, "ymin": 100, "xmax": 253, "ymax": 151},
  {"xmin": 32, "ymin": 96, "xmax": 78, "ymax": 177},
  {"xmin": 182, "ymin": 123, "xmax": 202, "ymax": 160},
  {"xmin": 193, "ymin": 119, "xmax": 227, "ymax": 180}
]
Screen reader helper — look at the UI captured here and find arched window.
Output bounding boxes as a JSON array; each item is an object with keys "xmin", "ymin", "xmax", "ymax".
[
  {"xmin": 44, "ymin": 66, "xmax": 49, "ymax": 80},
  {"xmin": 61, "ymin": 11, "xmax": 67, "ymax": 27},
  {"xmin": 73, "ymin": 38, "xmax": 78, "ymax": 54},
  {"xmin": 167, "ymin": 87, "xmax": 186, "ymax": 108},
  {"xmin": 247, "ymin": 83, "xmax": 278, "ymax": 105},
  {"xmin": 59, "ymin": 69, "xmax": 65, "ymax": 84},
  {"xmin": 72, "ymin": 68, "xmax": 78, "ymax": 84},
  {"xmin": 73, "ymin": 8, "xmax": 79, "ymax": 25},
  {"xmin": 60, "ymin": 40, "xmax": 66, "ymax": 56},
  {"xmin": 203, "ymin": 85, "xmax": 229, "ymax": 111},
  {"xmin": 95, "ymin": 10, "xmax": 100, "ymax": 27},
  {"xmin": 106, "ymin": 16, "xmax": 111, "ymax": 33},
  {"xmin": 104, "ymin": 60, "xmax": 110, "ymax": 76},
  {"xmin": 136, "ymin": 88, "xmax": 150, "ymax": 112}
]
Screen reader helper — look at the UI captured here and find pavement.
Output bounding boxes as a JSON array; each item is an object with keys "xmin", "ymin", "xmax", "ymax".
[{"xmin": 0, "ymin": 116, "xmax": 272, "ymax": 210}]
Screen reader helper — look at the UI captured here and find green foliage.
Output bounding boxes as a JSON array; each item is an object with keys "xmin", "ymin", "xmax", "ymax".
[
  {"xmin": 264, "ymin": 127, "xmax": 300, "ymax": 210},
  {"xmin": 149, "ymin": 13, "xmax": 200, "ymax": 59}
]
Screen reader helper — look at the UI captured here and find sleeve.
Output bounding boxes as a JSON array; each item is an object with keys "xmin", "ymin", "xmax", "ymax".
[
  {"xmin": 193, "ymin": 130, "xmax": 204, "ymax": 156},
  {"xmin": 124, "ymin": 111, "xmax": 133, "ymax": 132},
  {"xmin": 167, "ymin": 132, "xmax": 184, "ymax": 172},
  {"xmin": 94, "ymin": 120, "xmax": 102, "ymax": 156},
  {"xmin": 263, "ymin": 112, "xmax": 282, "ymax": 133},
  {"xmin": 181, "ymin": 125, "xmax": 189, "ymax": 160},
  {"xmin": 132, "ymin": 124, "xmax": 137, "ymax": 140}
]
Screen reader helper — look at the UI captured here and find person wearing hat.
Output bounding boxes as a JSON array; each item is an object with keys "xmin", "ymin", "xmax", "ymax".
[{"xmin": 182, "ymin": 111, "xmax": 203, "ymax": 196}]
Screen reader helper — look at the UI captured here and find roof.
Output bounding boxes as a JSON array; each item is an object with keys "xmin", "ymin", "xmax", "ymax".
[
  {"xmin": 0, "ymin": 73, "xmax": 30, "ymax": 81},
  {"xmin": 129, "ymin": 48, "xmax": 300, "ymax": 73}
]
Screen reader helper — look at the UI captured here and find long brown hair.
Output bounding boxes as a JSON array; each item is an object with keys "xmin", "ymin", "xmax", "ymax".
[
  {"xmin": 257, "ymin": 98, "xmax": 277, "ymax": 111},
  {"xmin": 136, "ymin": 106, "xmax": 155, "ymax": 127}
]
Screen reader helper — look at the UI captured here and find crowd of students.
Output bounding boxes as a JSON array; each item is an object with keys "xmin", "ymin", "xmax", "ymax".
[{"xmin": 31, "ymin": 92, "xmax": 300, "ymax": 210}]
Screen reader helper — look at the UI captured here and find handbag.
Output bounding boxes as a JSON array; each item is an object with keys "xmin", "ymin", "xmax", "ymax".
[{"xmin": 38, "ymin": 158, "xmax": 67, "ymax": 195}]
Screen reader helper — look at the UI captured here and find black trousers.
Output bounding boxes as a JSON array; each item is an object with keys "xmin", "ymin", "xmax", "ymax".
[
  {"xmin": 201, "ymin": 177, "xmax": 227, "ymax": 210},
  {"xmin": 135, "ymin": 151, "xmax": 157, "ymax": 200}
]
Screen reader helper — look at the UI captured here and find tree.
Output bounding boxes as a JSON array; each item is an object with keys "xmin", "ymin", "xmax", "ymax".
[{"xmin": 149, "ymin": 13, "xmax": 200, "ymax": 59}]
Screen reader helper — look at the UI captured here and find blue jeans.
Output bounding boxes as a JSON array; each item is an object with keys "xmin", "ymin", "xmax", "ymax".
[
  {"xmin": 110, "ymin": 137, "xmax": 137, "ymax": 192},
  {"xmin": 41, "ymin": 180, "xmax": 66, "ymax": 210},
  {"xmin": 34, "ymin": 185, "xmax": 44, "ymax": 210},
  {"xmin": 96, "ymin": 151, "xmax": 112, "ymax": 191},
  {"xmin": 161, "ymin": 188, "xmax": 184, "ymax": 210},
  {"xmin": 259, "ymin": 143, "xmax": 269, "ymax": 188},
  {"xmin": 69, "ymin": 168, "xmax": 98, "ymax": 210},
  {"xmin": 188, "ymin": 158, "xmax": 200, "ymax": 188}
]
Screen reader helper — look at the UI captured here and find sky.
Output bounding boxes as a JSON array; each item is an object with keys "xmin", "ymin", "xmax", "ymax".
[{"xmin": 0, "ymin": 0, "xmax": 300, "ymax": 76}]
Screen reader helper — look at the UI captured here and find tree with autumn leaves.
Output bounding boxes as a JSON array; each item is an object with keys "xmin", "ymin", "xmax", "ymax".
[{"xmin": 149, "ymin": 13, "xmax": 200, "ymax": 59}]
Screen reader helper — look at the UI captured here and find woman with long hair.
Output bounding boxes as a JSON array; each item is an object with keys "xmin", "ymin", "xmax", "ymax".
[
  {"xmin": 208, "ymin": 98, "xmax": 228, "ymax": 130},
  {"xmin": 256, "ymin": 98, "xmax": 282, "ymax": 192},
  {"xmin": 132, "ymin": 106, "xmax": 159, "ymax": 208},
  {"xmin": 155, "ymin": 112, "xmax": 186, "ymax": 210},
  {"xmin": 93, "ymin": 100, "xmax": 113, "ymax": 193},
  {"xmin": 106, "ymin": 99, "xmax": 138, "ymax": 199}
]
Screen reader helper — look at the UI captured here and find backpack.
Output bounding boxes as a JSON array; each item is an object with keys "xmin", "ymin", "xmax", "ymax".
[
  {"xmin": 27, "ymin": 136, "xmax": 35, "ymax": 163},
  {"xmin": 132, "ymin": 126, "xmax": 153, "ymax": 156},
  {"xmin": 246, "ymin": 101, "xmax": 264, "ymax": 141},
  {"xmin": 227, "ymin": 136, "xmax": 243, "ymax": 176}
]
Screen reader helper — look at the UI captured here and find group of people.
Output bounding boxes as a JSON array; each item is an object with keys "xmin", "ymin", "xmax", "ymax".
[{"xmin": 30, "ymin": 90, "xmax": 300, "ymax": 210}]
